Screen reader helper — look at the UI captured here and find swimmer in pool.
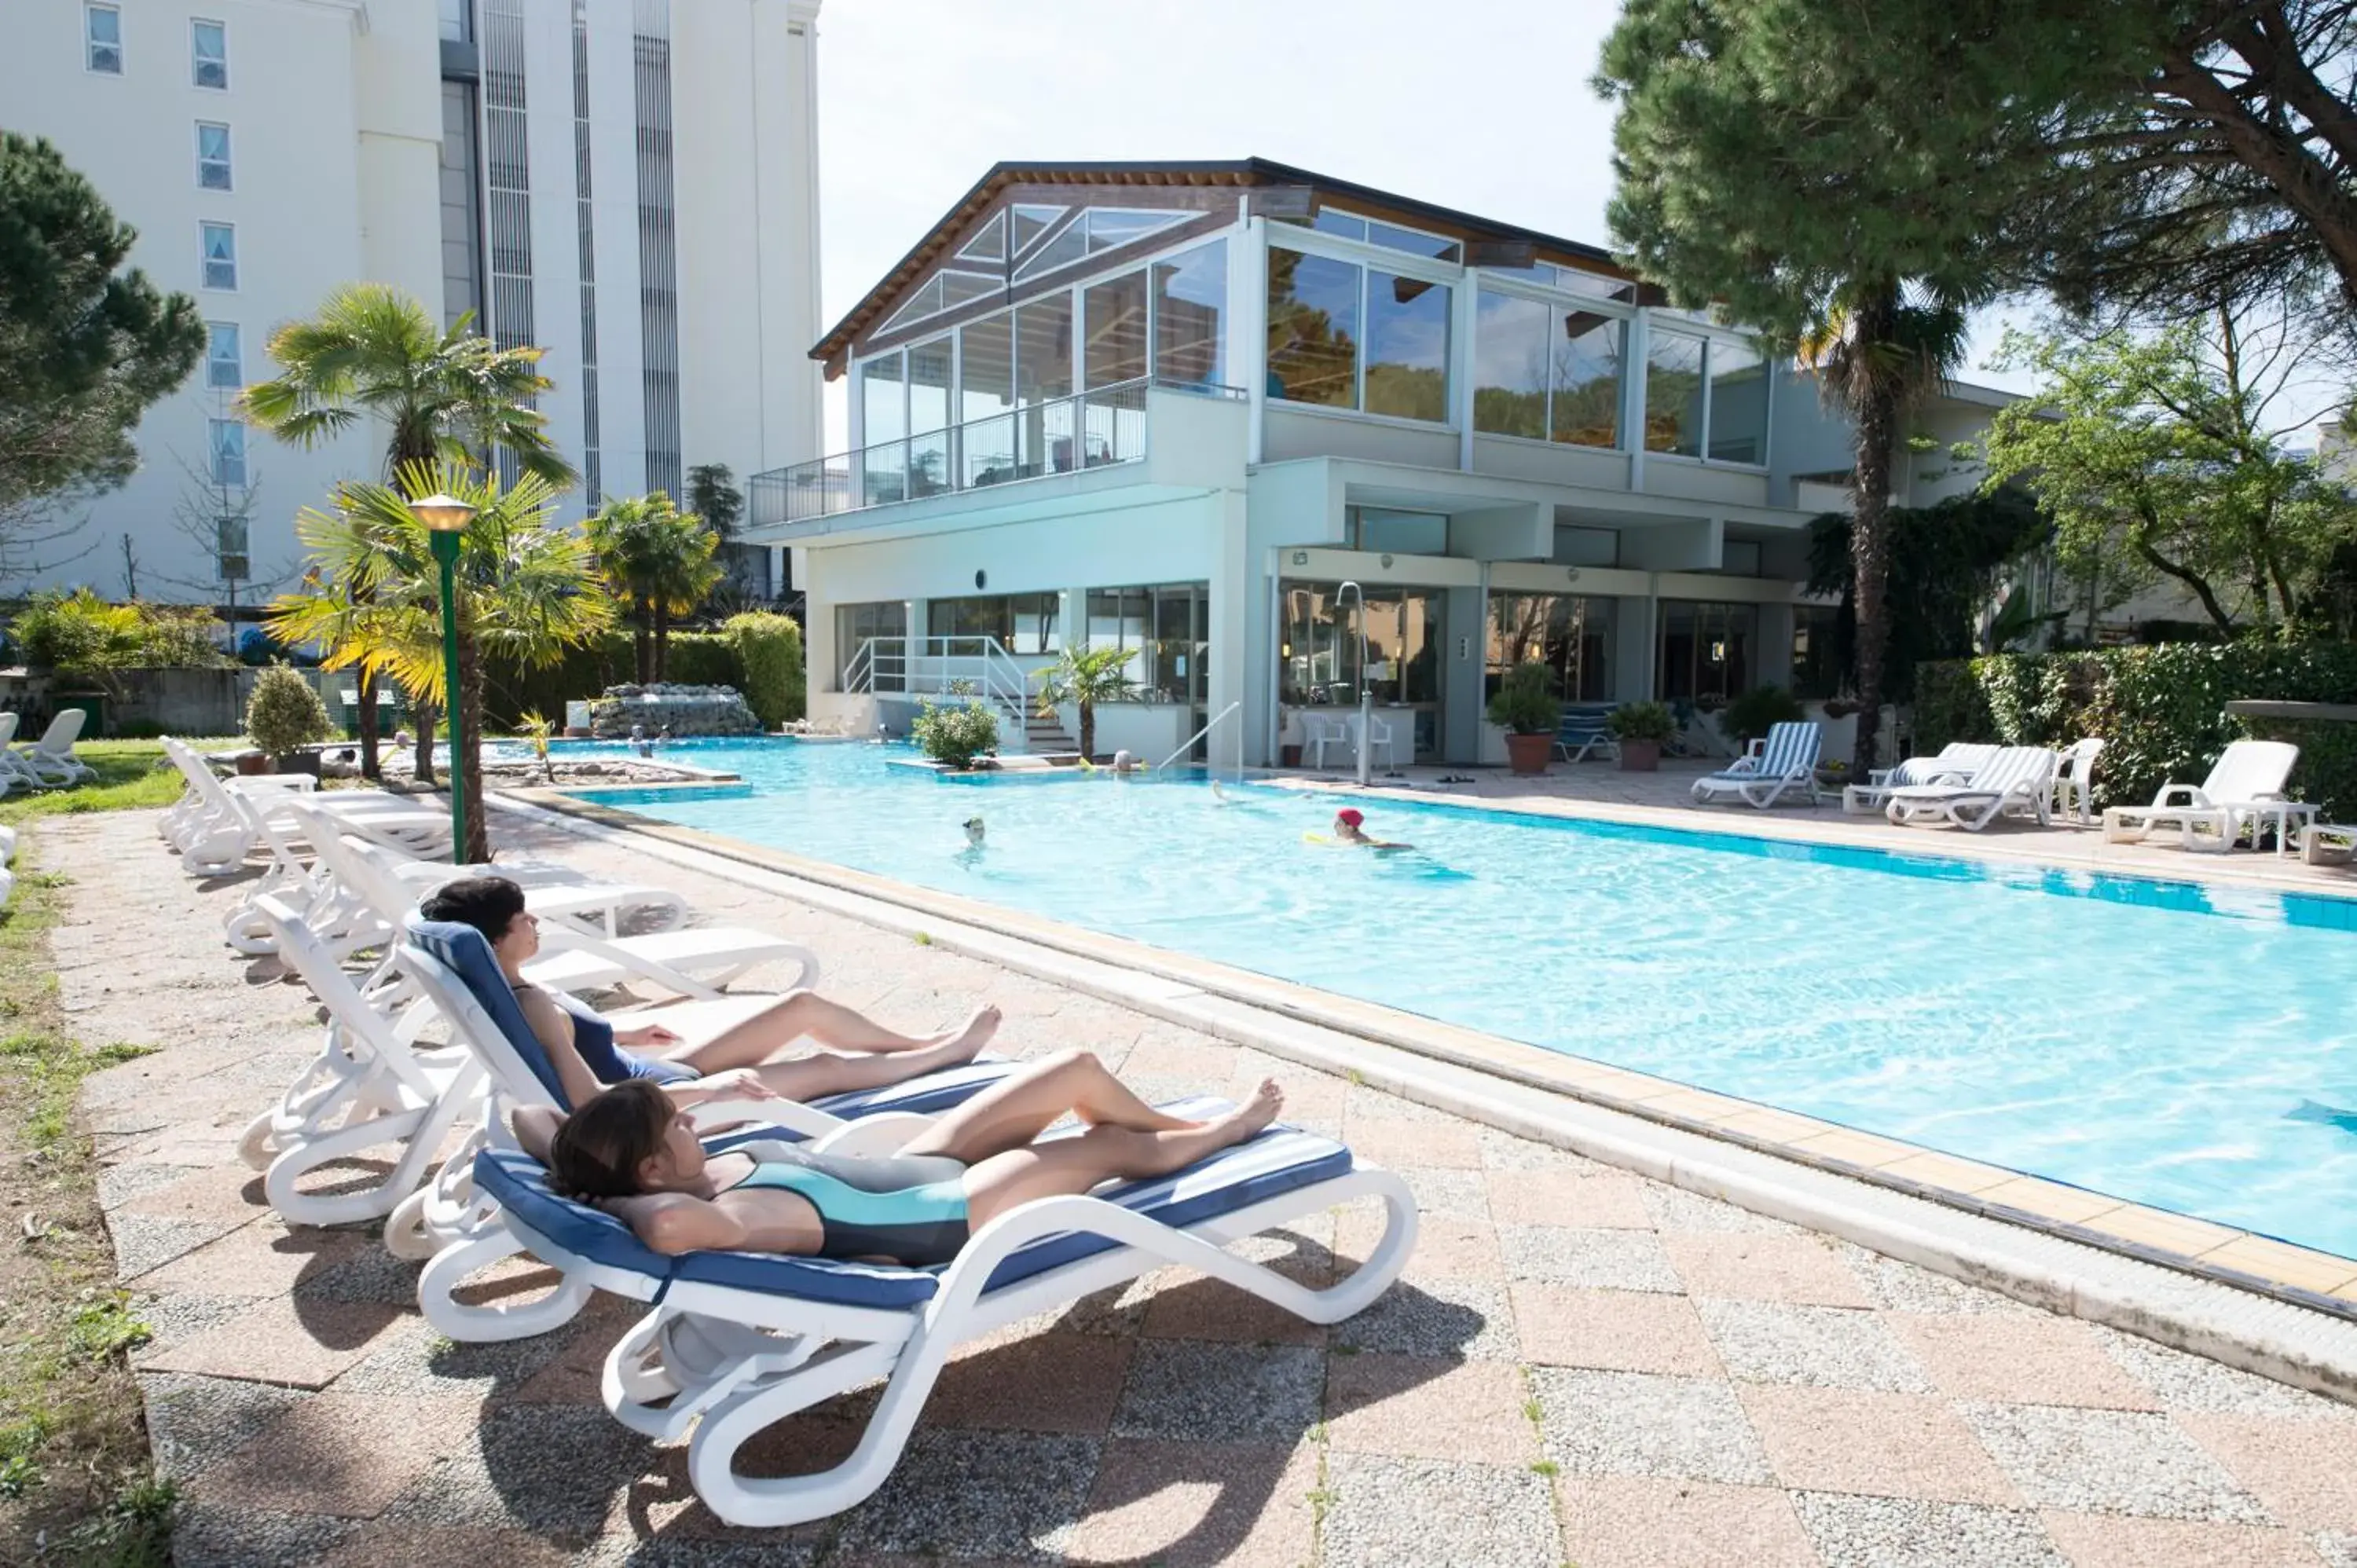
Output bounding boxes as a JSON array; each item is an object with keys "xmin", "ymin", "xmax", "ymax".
[
  {"xmin": 1329, "ymin": 807, "xmax": 1412, "ymax": 850},
  {"xmin": 963, "ymin": 815, "xmax": 986, "ymax": 850}
]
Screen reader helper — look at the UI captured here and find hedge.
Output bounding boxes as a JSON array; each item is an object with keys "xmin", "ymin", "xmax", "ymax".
[
  {"xmin": 1915, "ymin": 642, "xmax": 2357, "ymax": 818},
  {"xmin": 478, "ymin": 619, "xmax": 806, "ymax": 731}
]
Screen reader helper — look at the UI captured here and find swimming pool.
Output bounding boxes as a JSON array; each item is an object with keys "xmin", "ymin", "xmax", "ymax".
[{"xmin": 560, "ymin": 738, "xmax": 2357, "ymax": 1258}]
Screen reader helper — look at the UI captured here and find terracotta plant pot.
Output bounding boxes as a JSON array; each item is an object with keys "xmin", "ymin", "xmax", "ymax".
[
  {"xmin": 1502, "ymin": 732, "xmax": 1552, "ymax": 776},
  {"xmin": 1618, "ymin": 738, "xmax": 1662, "ymax": 771},
  {"xmin": 233, "ymin": 751, "xmax": 271, "ymax": 776},
  {"xmin": 1280, "ymin": 743, "xmax": 1303, "ymax": 768}
]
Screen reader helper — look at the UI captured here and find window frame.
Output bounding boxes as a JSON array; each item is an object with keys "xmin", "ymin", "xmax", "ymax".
[
  {"xmin": 207, "ymin": 417, "xmax": 247, "ymax": 489},
  {"xmin": 1471, "ymin": 280, "xmax": 1633, "ymax": 452},
  {"xmin": 1637, "ymin": 318, "xmax": 1775, "ymax": 472},
  {"xmin": 195, "ymin": 120, "xmax": 234, "ymax": 192},
  {"xmin": 199, "ymin": 222, "xmax": 237, "ymax": 291},
  {"xmin": 84, "ymin": 2, "xmax": 123, "ymax": 75},
  {"xmin": 190, "ymin": 16, "xmax": 228, "ymax": 90},
  {"xmin": 1265, "ymin": 230, "xmax": 1458, "ymax": 430},
  {"xmin": 205, "ymin": 321, "xmax": 241, "ymax": 390},
  {"xmin": 1282, "ymin": 206, "xmax": 1464, "ymax": 265}
]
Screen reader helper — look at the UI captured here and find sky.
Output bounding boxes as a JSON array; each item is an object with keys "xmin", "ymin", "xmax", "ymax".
[{"xmin": 805, "ymin": 0, "xmax": 2325, "ymax": 454}]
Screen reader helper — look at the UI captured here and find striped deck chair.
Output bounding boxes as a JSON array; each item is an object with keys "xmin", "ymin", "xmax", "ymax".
[
  {"xmin": 471, "ymin": 1091, "xmax": 1417, "ymax": 1527},
  {"xmin": 392, "ymin": 915, "xmax": 1018, "ymax": 1342},
  {"xmin": 1553, "ymin": 703, "xmax": 1619, "ymax": 764},
  {"xmin": 1690, "ymin": 720, "xmax": 1823, "ymax": 808},
  {"xmin": 1885, "ymin": 746, "xmax": 2059, "ymax": 831}
]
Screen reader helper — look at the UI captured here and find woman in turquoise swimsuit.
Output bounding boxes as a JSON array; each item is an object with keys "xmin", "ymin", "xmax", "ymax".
[{"xmin": 532, "ymin": 1050, "xmax": 1285, "ymax": 1266}]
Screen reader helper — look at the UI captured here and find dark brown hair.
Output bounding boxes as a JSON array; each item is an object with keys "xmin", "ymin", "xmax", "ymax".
[
  {"xmin": 417, "ymin": 875, "xmax": 528, "ymax": 943},
  {"xmin": 548, "ymin": 1079, "xmax": 675, "ymax": 1199}
]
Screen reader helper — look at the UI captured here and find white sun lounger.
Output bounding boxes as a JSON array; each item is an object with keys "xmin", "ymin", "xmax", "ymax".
[
  {"xmin": 1692, "ymin": 720, "xmax": 1823, "ymax": 809},
  {"xmin": 12, "ymin": 710, "xmax": 97, "ymax": 787},
  {"xmin": 474, "ymin": 1089, "xmax": 1416, "ymax": 1526},
  {"xmin": 1885, "ymin": 746, "xmax": 2058, "ymax": 831},
  {"xmin": 1840, "ymin": 742, "xmax": 1998, "ymax": 815},
  {"xmin": 2101, "ymin": 739, "xmax": 2300, "ymax": 848},
  {"xmin": 392, "ymin": 915, "xmax": 1017, "ymax": 1341},
  {"xmin": 2051, "ymin": 737, "xmax": 2104, "ymax": 826}
]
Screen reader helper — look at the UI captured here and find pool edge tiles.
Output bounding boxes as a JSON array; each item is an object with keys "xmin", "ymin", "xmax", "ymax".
[{"xmin": 500, "ymin": 782, "xmax": 2357, "ymax": 1333}]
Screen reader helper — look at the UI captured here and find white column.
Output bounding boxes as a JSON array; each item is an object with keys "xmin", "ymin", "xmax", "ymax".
[
  {"xmin": 1208, "ymin": 490, "xmax": 1249, "ymax": 771},
  {"xmin": 1453, "ymin": 272, "xmax": 1478, "ymax": 471},
  {"xmin": 1234, "ymin": 217, "xmax": 1269, "ymax": 467}
]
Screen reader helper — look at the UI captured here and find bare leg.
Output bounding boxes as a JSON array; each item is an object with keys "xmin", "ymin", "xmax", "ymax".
[
  {"xmin": 735, "ymin": 1031, "xmax": 989, "ymax": 1103},
  {"xmin": 896, "ymin": 1049, "xmax": 1199, "ymax": 1163},
  {"xmin": 659, "ymin": 994, "xmax": 1001, "ymax": 1074},
  {"xmin": 961, "ymin": 1081, "xmax": 1285, "ymax": 1231}
]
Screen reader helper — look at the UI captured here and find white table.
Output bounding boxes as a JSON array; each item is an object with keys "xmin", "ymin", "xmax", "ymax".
[{"xmin": 2183, "ymin": 800, "xmax": 2319, "ymax": 858}]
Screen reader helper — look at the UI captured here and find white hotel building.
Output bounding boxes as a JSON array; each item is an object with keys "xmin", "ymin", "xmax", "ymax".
[
  {"xmin": 3, "ymin": 0, "xmax": 822, "ymax": 606},
  {"xmin": 760, "ymin": 159, "xmax": 2012, "ymax": 771}
]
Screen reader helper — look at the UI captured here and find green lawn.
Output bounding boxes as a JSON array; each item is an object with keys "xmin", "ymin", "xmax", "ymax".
[{"xmin": 0, "ymin": 741, "xmax": 200, "ymax": 827}]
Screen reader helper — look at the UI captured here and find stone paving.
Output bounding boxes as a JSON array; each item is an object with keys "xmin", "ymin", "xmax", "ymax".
[{"xmin": 35, "ymin": 806, "xmax": 2357, "ymax": 1566}]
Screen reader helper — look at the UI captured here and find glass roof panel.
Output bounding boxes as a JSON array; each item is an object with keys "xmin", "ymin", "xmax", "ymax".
[{"xmin": 955, "ymin": 211, "xmax": 1007, "ymax": 265}]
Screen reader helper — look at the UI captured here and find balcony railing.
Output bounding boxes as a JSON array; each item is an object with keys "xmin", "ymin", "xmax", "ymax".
[{"xmin": 750, "ymin": 376, "xmax": 1244, "ymax": 528}]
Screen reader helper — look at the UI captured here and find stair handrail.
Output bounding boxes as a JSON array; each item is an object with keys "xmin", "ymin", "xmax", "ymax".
[
  {"xmin": 1155, "ymin": 700, "xmax": 1241, "ymax": 774},
  {"xmin": 843, "ymin": 636, "xmax": 878, "ymax": 694}
]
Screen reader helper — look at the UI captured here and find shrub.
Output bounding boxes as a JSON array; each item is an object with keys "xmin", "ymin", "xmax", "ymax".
[
  {"xmin": 1485, "ymin": 661, "xmax": 1560, "ymax": 735},
  {"xmin": 1607, "ymin": 701, "xmax": 1678, "ymax": 742},
  {"xmin": 723, "ymin": 612, "xmax": 806, "ymax": 728},
  {"xmin": 1721, "ymin": 684, "xmax": 1806, "ymax": 746},
  {"xmin": 244, "ymin": 664, "xmax": 334, "ymax": 758},
  {"xmin": 1912, "ymin": 641, "xmax": 2357, "ymax": 817},
  {"xmin": 662, "ymin": 632, "xmax": 739, "ymax": 689},
  {"xmin": 13, "ymin": 588, "xmax": 231, "ymax": 676},
  {"xmin": 911, "ymin": 697, "xmax": 998, "ymax": 771}
]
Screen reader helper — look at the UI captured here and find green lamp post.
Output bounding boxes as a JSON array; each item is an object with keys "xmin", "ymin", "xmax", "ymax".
[{"xmin": 409, "ymin": 491, "xmax": 478, "ymax": 863}]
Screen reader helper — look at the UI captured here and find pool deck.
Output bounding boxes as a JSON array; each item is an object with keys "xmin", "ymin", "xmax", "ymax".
[{"xmin": 38, "ymin": 788, "xmax": 2357, "ymax": 1566}]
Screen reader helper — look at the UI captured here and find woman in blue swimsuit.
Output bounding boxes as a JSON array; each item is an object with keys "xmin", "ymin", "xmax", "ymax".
[
  {"xmin": 420, "ymin": 876, "xmax": 1002, "ymax": 1113},
  {"xmin": 536, "ymin": 1050, "xmax": 1286, "ymax": 1266}
]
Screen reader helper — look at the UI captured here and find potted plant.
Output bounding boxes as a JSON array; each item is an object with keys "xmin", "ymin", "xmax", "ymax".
[
  {"xmin": 1607, "ymin": 701, "xmax": 1677, "ymax": 771},
  {"xmin": 1485, "ymin": 661, "xmax": 1560, "ymax": 776},
  {"xmin": 1034, "ymin": 646, "xmax": 1135, "ymax": 761},
  {"xmin": 910, "ymin": 695, "xmax": 999, "ymax": 772},
  {"xmin": 244, "ymin": 663, "xmax": 334, "ymax": 775},
  {"xmin": 1721, "ymin": 684, "xmax": 1805, "ymax": 749}
]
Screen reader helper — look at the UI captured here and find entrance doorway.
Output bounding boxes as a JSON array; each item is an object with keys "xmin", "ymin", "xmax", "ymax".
[{"xmin": 1278, "ymin": 581, "xmax": 1446, "ymax": 762}]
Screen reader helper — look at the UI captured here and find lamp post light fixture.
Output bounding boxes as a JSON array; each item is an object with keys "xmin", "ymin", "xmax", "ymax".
[{"xmin": 409, "ymin": 493, "xmax": 477, "ymax": 862}]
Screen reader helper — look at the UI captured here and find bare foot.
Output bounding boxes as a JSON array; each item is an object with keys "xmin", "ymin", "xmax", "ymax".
[
  {"xmin": 930, "ymin": 1004, "xmax": 1001, "ymax": 1061},
  {"xmin": 1209, "ymin": 1079, "xmax": 1284, "ymax": 1145}
]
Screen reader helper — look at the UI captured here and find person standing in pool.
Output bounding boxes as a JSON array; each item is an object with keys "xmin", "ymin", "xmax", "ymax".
[{"xmin": 1330, "ymin": 807, "xmax": 1412, "ymax": 850}]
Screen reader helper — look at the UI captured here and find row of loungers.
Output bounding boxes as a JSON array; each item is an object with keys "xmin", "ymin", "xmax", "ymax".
[{"xmin": 152, "ymin": 760, "xmax": 1418, "ymax": 1527}]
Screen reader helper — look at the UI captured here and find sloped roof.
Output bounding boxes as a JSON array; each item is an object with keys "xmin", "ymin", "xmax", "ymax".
[{"xmin": 813, "ymin": 157, "xmax": 1628, "ymax": 370}]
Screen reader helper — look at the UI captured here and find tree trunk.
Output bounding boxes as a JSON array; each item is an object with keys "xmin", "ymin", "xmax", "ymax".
[
  {"xmin": 356, "ymin": 669, "xmax": 382, "ymax": 780},
  {"xmin": 458, "ymin": 610, "xmax": 489, "ymax": 864},
  {"xmin": 1080, "ymin": 700, "xmax": 1095, "ymax": 762},
  {"xmin": 1847, "ymin": 294, "xmax": 1901, "ymax": 777},
  {"xmin": 654, "ymin": 602, "xmax": 670, "ymax": 683},
  {"xmin": 633, "ymin": 603, "xmax": 652, "ymax": 685},
  {"xmin": 413, "ymin": 698, "xmax": 437, "ymax": 785}
]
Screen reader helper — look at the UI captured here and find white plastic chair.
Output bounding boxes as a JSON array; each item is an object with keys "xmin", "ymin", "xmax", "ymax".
[
  {"xmin": 2100, "ymin": 740, "xmax": 2298, "ymax": 846},
  {"xmin": 1886, "ymin": 746, "xmax": 2059, "ymax": 831},
  {"xmin": 2051, "ymin": 738, "xmax": 2104, "ymax": 826},
  {"xmin": 1301, "ymin": 713, "xmax": 1353, "ymax": 769}
]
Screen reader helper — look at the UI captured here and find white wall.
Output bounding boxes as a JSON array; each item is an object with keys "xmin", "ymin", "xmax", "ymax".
[{"xmin": 1, "ymin": 0, "xmax": 440, "ymax": 598}]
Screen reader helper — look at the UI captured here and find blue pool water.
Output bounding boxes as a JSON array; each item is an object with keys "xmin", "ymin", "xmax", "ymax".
[{"xmin": 561, "ymin": 738, "xmax": 2357, "ymax": 1258}]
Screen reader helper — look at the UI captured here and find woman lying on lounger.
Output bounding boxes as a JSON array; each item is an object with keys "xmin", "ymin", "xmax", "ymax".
[
  {"xmin": 518, "ymin": 1050, "xmax": 1285, "ymax": 1266},
  {"xmin": 417, "ymin": 875, "xmax": 1002, "ymax": 1112}
]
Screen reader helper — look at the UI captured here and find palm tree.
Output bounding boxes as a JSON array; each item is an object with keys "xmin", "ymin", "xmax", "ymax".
[
  {"xmin": 585, "ymin": 492, "xmax": 723, "ymax": 682},
  {"xmin": 1797, "ymin": 280, "xmax": 1974, "ymax": 774},
  {"xmin": 239, "ymin": 284, "xmax": 577, "ymax": 778},
  {"xmin": 1036, "ymin": 645, "xmax": 1136, "ymax": 761},
  {"xmin": 269, "ymin": 461, "xmax": 614, "ymax": 862}
]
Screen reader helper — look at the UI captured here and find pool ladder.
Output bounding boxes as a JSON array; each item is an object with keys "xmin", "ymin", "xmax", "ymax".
[{"xmin": 1154, "ymin": 702, "xmax": 1242, "ymax": 775}]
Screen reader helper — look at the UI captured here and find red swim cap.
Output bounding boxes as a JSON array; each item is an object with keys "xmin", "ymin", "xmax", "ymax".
[{"xmin": 1336, "ymin": 808, "xmax": 1364, "ymax": 827}]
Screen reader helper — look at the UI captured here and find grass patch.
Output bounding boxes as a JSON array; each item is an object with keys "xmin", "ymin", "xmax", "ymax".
[
  {"xmin": 0, "ymin": 742, "xmax": 186, "ymax": 828},
  {"xmin": 0, "ymin": 833, "xmax": 177, "ymax": 1566}
]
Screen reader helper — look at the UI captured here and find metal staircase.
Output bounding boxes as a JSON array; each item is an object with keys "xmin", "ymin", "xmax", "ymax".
[{"xmin": 843, "ymin": 636, "xmax": 1068, "ymax": 755}]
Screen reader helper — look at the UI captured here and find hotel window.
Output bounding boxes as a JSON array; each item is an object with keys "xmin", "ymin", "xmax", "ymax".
[
  {"xmin": 207, "ymin": 419, "xmax": 247, "ymax": 487},
  {"xmin": 191, "ymin": 19, "xmax": 227, "ymax": 89},
  {"xmin": 834, "ymin": 601, "xmax": 907, "ymax": 691},
  {"xmin": 206, "ymin": 323, "xmax": 241, "ymax": 389},
  {"xmin": 1084, "ymin": 270, "xmax": 1149, "ymax": 389},
  {"xmin": 1267, "ymin": 247, "xmax": 1452, "ymax": 423},
  {"xmin": 196, "ymin": 123, "xmax": 233, "ymax": 191},
  {"xmin": 1153, "ymin": 240, "xmax": 1227, "ymax": 388},
  {"xmin": 200, "ymin": 222, "xmax": 236, "ymax": 289},
  {"xmin": 439, "ymin": 0, "xmax": 474, "ymax": 43},
  {"xmin": 1345, "ymin": 507, "xmax": 1447, "ymax": 555},
  {"xmin": 1657, "ymin": 600, "xmax": 1758, "ymax": 702},
  {"xmin": 1488, "ymin": 592, "xmax": 1614, "ymax": 703},
  {"xmin": 86, "ymin": 3, "xmax": 121, "ymax": 73},
  {"xmin": 1086, "ymin": 583, "xmax": 1208, "ymax": 706},
  {"xmin": 1644, "ymin": 328, "xmax": 1769, "ymax": 464},
  {"xmin": 927, "ymin": 593, "xmax": 1061, "ymax": 656},
  {"xmin": 1290, "ymin": 208, "xmax": 1462, "ymax": 264},
  {"xmin": 1473, "ymin": 291, "xmax": 1625, "ymax": 449},
  {"xmin": 958, "ymin": 313, "xmax": 1016, "ymax": 485},
  {"xmin": 1791, "ymin": 603, "xmax": 1845, "ymax": 701}
]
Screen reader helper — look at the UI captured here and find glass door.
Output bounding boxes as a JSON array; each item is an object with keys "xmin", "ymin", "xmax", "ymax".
[{"xmin": 1278, "ymin": 581, "xmax": 1446, "ymax": 762}]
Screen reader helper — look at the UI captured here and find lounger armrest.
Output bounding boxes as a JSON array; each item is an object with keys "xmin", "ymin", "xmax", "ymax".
[
  {"xmin": 533, "ymin": 923, "xmax": 721, "ymax": 999},
  {"xmin": 2152, "ymin": 784, "xmax": 2209, "ymax": 809}
]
